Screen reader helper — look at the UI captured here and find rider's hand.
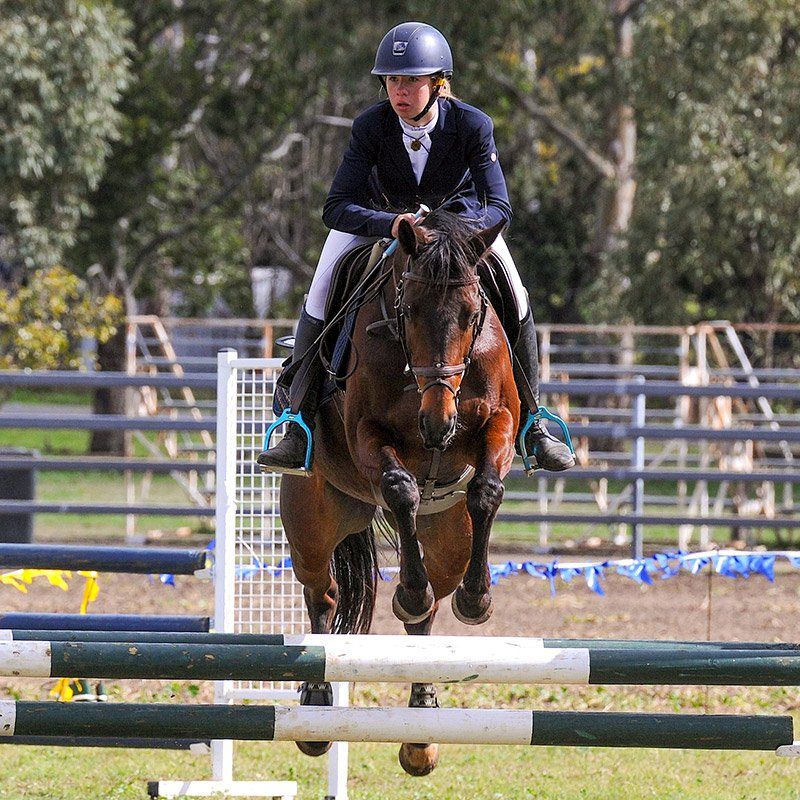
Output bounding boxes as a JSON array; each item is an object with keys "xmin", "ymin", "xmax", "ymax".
[{"xmin": 391, "ymin": 213, "xmax": 419, "ymax": 238}]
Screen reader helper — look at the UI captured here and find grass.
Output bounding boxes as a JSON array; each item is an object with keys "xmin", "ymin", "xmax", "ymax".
[
  {"xmin": 4, "ymin": 388, "xmax": 94, "ymax": 406},
  {"xmin": 2, "ymin": 683, "xmax": 799, "ymax": 799},
  {"xmin": 31, "ymin": 469, "xmax": 214, "ymax": 542},
  {"xmin": 3, "ymin": 741, "xmax": 798, "ymax": 799},
  {"xmin": 0, "ymin": 428, "xmax": 91, "ymax": 455}
]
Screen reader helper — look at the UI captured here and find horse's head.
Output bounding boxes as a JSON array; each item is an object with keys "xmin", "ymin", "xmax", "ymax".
[{"xmin": 395, "ymin": 211, "xmax": 505, "ymax": 451}]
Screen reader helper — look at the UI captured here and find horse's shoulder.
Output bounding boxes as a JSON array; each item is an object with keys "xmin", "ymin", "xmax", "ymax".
[{"xmin": 473, "ymin": 310, "xmax": 510, "ymax": 359}]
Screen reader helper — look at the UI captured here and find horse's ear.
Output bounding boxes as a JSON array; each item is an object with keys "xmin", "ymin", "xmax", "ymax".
[
  {"xmin": 397, "ymin": 219, "xmax": 420, "ymax": 257},
  {"xmin": 467, "ymin": 219, "xmax": 507, "ymax": 261}
]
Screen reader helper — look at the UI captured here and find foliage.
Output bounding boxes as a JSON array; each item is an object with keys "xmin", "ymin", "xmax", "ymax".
[
  {"xmin": 3, "ymin": 0, "xmax": 800, "ymax": 332},
  {"xmin": 461, "ymin": 0, "xmax": 629, "ymax": 323},
  {"xmin": 71, "ymin": 0, "xmax": 382, "ymax": 315},
  {"xmin": 623, "ymin": 0, "xmax": 800, "ymax": 325},
  {"xmin": 0, "ymin": 265, "xmax": 122, "ymax": 369},
  {"xmin": 0, "ymin": 0, "xmax": 130, "ymax": 271}
]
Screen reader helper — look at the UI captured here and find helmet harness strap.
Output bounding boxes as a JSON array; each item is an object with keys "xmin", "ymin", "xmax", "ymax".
[{"xmin": 411, "ymin": 76, "xmax": 446, "ymax": 122}]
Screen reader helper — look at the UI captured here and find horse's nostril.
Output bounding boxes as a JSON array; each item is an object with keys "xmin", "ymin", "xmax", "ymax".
[{"xmin": 418, "ymin": 412, "xmax": 458, "ymax": 450}]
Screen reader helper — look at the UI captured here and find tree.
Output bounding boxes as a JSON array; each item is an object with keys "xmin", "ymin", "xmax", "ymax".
[
  {"xmin": 624, "ymin": 0, "xmax": 800, "ymax": 335},
  {"xmin": 67, "ymin": 1, "xmax": 383, "ymax": 450},
  {"xmin": 72, "ymin": 0, "xmax": 382, "ymax": 317},
  {"xmin": 0, "ymin": 0, "xmax": 130, "ymax": 274}
]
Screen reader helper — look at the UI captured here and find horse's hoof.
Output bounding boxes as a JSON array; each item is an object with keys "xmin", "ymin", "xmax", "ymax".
[
  {"xmin": 451, "ymin": 585, "xmax": 493, "ymax": 625},
  {"xmin": 297, "ymin": 680, "xmax": 332, "ymax": 757},
  {"xmin": 392, "ymin": 584, "xmax": 435, "ymax": 624},
  {"xmin": 295, "ymin": 739, "xmax": 332, "ymax": 757},
  {"xmin": 399, "ymin": 742, "xmax": 439, "ymax": 776}
]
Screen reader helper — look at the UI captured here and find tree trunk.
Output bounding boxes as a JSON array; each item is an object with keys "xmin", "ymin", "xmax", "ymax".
[
  {"xmin": 89, "ymin": 323, "xmax": 129, "ymax": 455},
  {"xmin": 589, "ymin": 2, "xmax": 638, "ymax": 261}
]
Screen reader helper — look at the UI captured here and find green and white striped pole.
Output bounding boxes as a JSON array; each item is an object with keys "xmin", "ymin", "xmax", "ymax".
[
  {"xmin": 0, "ymin": 702, "xmax": 795, "ymax": 752},
  {"xmin": 5, "ymin": 629, "xmax": 798, "ymax": 651},
  {"xmin": 4, "ymin": 638, "xmax": 800, "ymax": 685}
]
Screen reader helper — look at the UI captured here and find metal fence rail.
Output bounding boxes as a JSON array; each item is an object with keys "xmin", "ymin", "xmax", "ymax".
[
  {"xmin": 0, "ymin": 370, "xmax": 217, "ymax": 389},
  {"xmin": 0, "ymin": 369, "xmax": 797, "ymax": 549}
]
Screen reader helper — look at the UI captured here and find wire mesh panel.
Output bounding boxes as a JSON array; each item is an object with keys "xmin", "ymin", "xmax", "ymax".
[{"xmin": 219, "ymin": 356, "xmax": 307, "ymax": 699}]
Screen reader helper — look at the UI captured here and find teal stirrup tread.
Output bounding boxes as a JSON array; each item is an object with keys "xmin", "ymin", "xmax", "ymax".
[
  {"xmin": 517, "ymin": 405, "xmax": 575, "ymax": 474},
  {"xmin": 262, "ymin": 409, "xmax": 313, "ymax": 474}
]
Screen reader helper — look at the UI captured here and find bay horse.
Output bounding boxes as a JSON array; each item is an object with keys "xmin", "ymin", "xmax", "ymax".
[{"xmin": 279, "ymin": 209, "xmax": 519, "ymax": 776}]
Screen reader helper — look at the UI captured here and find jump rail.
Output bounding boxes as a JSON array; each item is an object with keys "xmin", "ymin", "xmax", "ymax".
[
  {"xmin": 0, "ymin": 736, "xmax": 210, "ymax": 750},
  {"xmin": 0, "ymin": 543, "xmax": 210, "ymax": 574},
  {"xmin": 0, "ymin": 614, "xmax": 210, "ymax": 633},
  {"xmin": 4, "ymin": 638, "xmax": 800, "ymax": 685},
  {"xmin": 0, "ymin": 702, "xmax": 795, "ymax": 752},
  {"xmin": 4, "ymin": 630, "xmax": 798, "ymax": 651}
]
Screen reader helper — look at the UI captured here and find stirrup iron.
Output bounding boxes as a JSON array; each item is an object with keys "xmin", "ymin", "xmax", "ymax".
[
  {"xmin": 261, "ymin": 409, "xmax": 314, "ymax": 476},
  {"xmin": 517, "ymin": 405, "xmax": 575, "ymax": 475}
]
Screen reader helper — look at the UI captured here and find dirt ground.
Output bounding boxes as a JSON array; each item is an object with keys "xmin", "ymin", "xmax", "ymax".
[
  {"xmin": 3, "ymin": 549, "xmax": 798, "ymax": 643},
  {"xmin": 3, "ymin": 548, "xmax": 799, "ymax": 706}
]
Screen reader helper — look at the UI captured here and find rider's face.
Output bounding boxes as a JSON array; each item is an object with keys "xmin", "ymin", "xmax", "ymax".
[{"xmin": 386, "ymin": 75, "xmax": 436, "ymax": 124}]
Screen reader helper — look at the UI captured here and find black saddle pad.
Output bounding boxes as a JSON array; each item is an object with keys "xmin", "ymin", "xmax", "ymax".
[{"xmin": 272, "ymin": 243, "xmax": 375, "ymax": 414}]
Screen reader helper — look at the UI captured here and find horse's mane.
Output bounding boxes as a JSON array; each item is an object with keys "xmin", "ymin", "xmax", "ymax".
[{"xmin": 414, "ymin": 209, "xmax": 480, "ymax": 287}]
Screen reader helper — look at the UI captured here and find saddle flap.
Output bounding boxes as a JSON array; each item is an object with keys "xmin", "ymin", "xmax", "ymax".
[
  {"xmin": 479, "ymin": 252, "xmax": 521, "ymax": 347},
  {"xmin": 323, "ymin": 243, "xmax": 376, "ymax": 337},
  {"xmin": 325, "ymin": 242, "xmax": 384, "ymax": 387}
]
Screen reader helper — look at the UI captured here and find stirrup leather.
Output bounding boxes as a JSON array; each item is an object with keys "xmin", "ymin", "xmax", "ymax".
[
  {"xmin": 517, "ymin": 405, "xmax": 575, "ymax": 475},
  {"xmin": 262, "ymin": 409, "xmax": 314, "ymax": 475}
]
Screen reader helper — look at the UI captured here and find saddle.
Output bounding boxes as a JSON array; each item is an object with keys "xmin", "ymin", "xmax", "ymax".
[
  {"xmin": 324, "ymin": 242, "xmax": 383, "ymax": 388},
  {"xmin": 272, "ymin": 242, "xmax": 377, "ymax": 415}
]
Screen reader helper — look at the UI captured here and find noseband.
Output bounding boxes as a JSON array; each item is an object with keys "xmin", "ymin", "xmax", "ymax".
[{"xmin": 394, "ymin": 269, "xmax": 488, "ymax": 399}]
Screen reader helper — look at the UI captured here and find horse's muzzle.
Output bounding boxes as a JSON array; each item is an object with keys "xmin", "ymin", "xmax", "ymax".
[{"xmin": 418, "ymin": 410, "xmax": 457, "ymax": 451}]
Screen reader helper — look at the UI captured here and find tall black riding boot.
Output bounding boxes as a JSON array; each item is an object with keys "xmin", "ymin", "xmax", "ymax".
[
  {"xmin": 257, "ymin": 307, "xmax": 326, "ymax": 476},
  {"xmin": 513, "ymin": 308, "xmax": 576, "ymax": 473}
]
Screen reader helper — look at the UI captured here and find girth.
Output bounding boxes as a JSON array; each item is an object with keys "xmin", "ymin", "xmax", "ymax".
[{"xmin": 372, "ymin": 459, "xmax": 476, "ymax": 516}]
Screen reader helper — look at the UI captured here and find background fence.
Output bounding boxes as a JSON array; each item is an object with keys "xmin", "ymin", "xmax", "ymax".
[{"xmin": 0, "ymin": 318, "xmax": 797, "ymax": 552}]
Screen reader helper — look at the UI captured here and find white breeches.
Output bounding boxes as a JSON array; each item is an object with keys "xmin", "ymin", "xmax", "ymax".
[{"xmin": 305, "ymin": 229, "xmax": 530, "ymax": 321}]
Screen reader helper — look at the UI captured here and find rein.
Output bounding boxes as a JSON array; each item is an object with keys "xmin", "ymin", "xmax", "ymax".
[{"xmin": 394, "ymin": 267, "xmax": 488, "ymax": 400}]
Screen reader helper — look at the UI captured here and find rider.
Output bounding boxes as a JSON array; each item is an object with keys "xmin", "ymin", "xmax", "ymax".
[{"xmin": 258, "ymin": 21, "xmax": 575, "ymax": 475}]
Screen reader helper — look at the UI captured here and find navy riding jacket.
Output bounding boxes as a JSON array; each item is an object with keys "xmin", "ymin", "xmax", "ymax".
[{"xmin": 322, "ymin": 97, "xmax": 513, "ymax": 238}]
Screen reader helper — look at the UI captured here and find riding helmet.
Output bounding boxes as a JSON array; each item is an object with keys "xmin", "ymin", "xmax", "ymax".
[{"xmin": 371, "ymin": 22, "xmax": 453, "ymax": 77}]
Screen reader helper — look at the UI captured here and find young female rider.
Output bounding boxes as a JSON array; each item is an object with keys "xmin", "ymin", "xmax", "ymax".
[{"xmin": 258, "ymin": 21, "xmax": 574, "ymax": 475}]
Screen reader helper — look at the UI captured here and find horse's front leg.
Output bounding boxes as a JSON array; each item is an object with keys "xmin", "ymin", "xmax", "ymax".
[
  {"xmin": 357, "ymin": 420, "xmax": 434, "ymax": 624},
  {"xmin": 453, "ymin": 408, "xmax": 515, "ymax": 625},
  {"xmin": 398, "ymin": 609, "xmax": 441, "ymax": 777}
]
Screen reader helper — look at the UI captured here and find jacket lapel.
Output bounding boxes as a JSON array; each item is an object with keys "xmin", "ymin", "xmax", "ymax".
[
  {"xmin": 384, "ymin": 112, "xmax": 419, "ymax": 194},
  {"xmin": 419, "ymin": 99, "xmax": 457, "ymax": 190}
]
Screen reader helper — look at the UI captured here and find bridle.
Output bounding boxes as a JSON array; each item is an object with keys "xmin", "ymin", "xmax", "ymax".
[{"xmin": 394, "ymin": 267, "xmax": 488, "ymax": 400}]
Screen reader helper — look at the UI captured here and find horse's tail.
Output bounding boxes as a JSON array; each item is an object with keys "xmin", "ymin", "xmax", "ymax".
[{"xmin": 330, "ymin": 518, "xmax": 379, "ymax": 635}]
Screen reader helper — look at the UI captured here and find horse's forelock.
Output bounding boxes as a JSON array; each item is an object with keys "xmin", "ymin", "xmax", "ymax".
[{"xmin": 414, "ymin": 210, "xmax": 480, "ymax": 287}]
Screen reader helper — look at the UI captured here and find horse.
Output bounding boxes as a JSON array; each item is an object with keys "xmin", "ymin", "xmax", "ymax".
[{"xmin": 279, "ymin": 209, "xmax": 520, "ymax": 776}]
